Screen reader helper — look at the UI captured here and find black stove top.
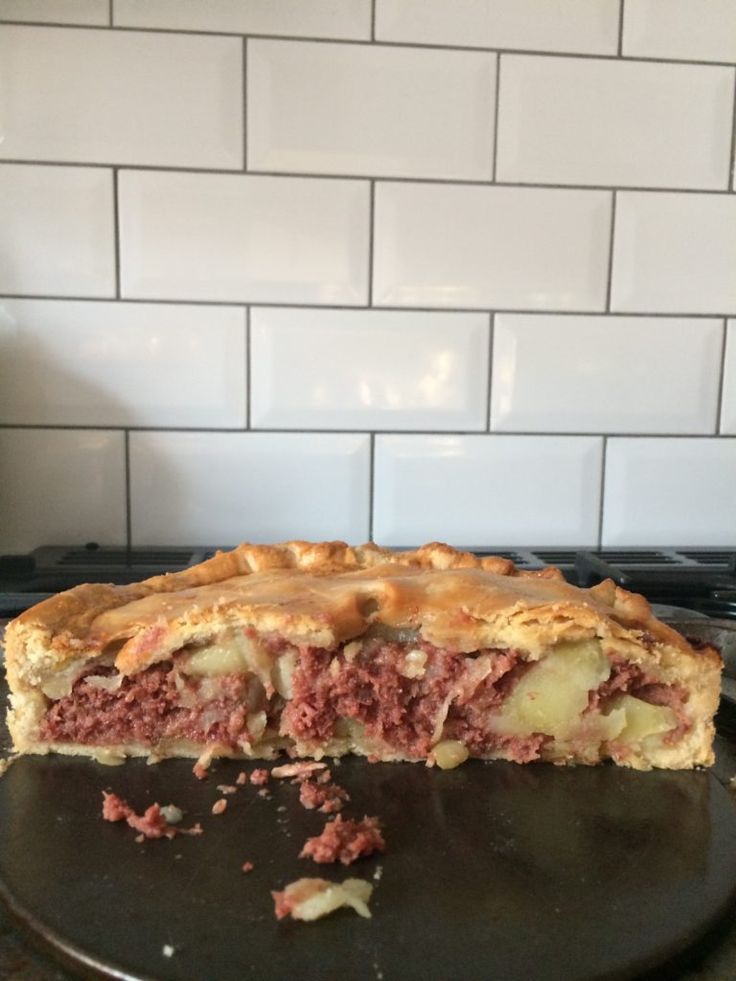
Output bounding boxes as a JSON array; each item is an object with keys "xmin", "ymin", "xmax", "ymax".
[{"xmin": 1, "ymin": 544, "xmax": 736, "ymax": 619}]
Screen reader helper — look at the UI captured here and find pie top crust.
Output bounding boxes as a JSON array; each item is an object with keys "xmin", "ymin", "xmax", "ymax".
[{"xmin": 5, "ymin": 542, "xmax": 716, "ymax": 692}]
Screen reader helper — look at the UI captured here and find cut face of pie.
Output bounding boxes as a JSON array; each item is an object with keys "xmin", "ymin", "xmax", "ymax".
[{"xmin": 4, "ymin": 542, "xmax": 722, "ymax": 771}]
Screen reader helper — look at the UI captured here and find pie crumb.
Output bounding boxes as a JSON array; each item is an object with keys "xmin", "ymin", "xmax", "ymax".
[
  {"xmin": 211, "ymin": 798, "xmax": 227, "ymax": 815},
  {"xmin": 272, "ymin": 877, "xmax": 373, "ymax": 921}
]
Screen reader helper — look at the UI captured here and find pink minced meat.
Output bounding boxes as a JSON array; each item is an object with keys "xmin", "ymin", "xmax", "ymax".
[
  {"xmin": 299, "ymin": 779, "xmax": 349, "ymax": 814},
  {"xmin": 41, "ymin": 664, "xmax": 255, "ymax": 748},
  {"xmin": 299, "ymin": 815, "xmax": 385, "ymax": 865},
  {"xmin": 101, "ymin": 792, "xmax": 198, "ymax": 840},
  {"xmin": 281, "ymin": 640, "xmax": 526, "ymax": 759},
  {"xmin": 102, "ymin": 792, "xmax": 202, "ymax": 839}
]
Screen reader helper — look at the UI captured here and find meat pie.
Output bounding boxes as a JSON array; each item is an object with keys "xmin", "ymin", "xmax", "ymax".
[{"xmin": 4, "ymin": 541, "xmax": 721, "ymax": 770}]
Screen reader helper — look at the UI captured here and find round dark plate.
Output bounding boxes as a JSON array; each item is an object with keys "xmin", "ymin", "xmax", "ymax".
[{"xmin": 1, "ymin": 756, "xmax": 736, "ymax": 981}]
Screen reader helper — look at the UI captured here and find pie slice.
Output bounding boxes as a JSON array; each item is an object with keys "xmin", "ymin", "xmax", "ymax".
[{"xmin": 4, "ymin": 542, "xmax": 721, "ymax": 771}]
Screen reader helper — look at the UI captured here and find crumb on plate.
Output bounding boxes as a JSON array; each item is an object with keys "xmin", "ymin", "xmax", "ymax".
[
  {"xmin": 300, "ymin": 815, "xmax": 385, "ymax": 866},
  {"xmin": 272, "ymin": 877, "xmax": 373, "ymax": 921}
]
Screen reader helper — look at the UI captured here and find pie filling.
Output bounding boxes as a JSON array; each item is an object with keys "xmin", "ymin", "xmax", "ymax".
[{"xmin": 36, "ymin": 631, "xmax": 690, "ymax": 764}]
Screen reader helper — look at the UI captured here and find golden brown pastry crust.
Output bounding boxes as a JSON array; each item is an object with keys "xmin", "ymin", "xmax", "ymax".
[
  {"xmin": 4, "ymin": 541, "xmax": 722, "ymax": 770},
  {"xmin": 5, "ymin": 540, "xmax": 699, "ymax": 665}
]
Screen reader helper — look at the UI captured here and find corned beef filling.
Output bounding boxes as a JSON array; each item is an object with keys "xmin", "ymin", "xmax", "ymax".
[
  {"xmin": 587, "ymin": 655, "xmax": 690, "ymax": 745},
  {"xmin": 37, "ymin": 639, "xmax": 689, "ymax": 759},
  {"xmin": 39, "ymin": 664, "xmax": 263, "ymax": 748}
]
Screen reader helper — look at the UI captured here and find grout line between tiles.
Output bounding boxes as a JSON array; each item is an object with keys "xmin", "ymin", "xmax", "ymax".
[
  {"xmin": 617, "ymin": 0, "xmax": 624, "ymax": 57},
  {"xmin": 729, "ymin": 69, "xmax": 736, "ymax": 189},
  {"xmin": 367, "ymin": 181, "xmax": 375, "ymax": 306},
  {"xmin": 486, "ymin": 314, "xmax": 494, "ymax": 431},
  {"xmin": 108, "ymin": 0, "xmax": 113, "ymax": 28},
  {"xmin": 598, "ymin": 437, "xmax": 608, "ymax": 548},
  {"xmin": 0, "ymin": 295, "xmax": 734, "ymax": 318},
  {"xmin": 245, "ymin": 306, "xmax": 251, "ymax": 429},
  {"xmin": 1, "ymin": 424, "xmax": 733, "ymax": 439},
  {"xmin": 370, "ymin": 0, "xmax": 376, "ymax": 42},
  {"xmin": 1, "ymin": 21, "xmax": 736, "ymax": 69},
  {"xmin": 491, "ymin": 55, "xmax": 501, "ymax": 181},
  {"xmin": 4, "ymin": 158, "xmax": 735, "ymax": 195},
  {"xmin": 716, "ymin": 319, "xmax": 729, "ymax": 434},
  {"xmin": 368, "ymin": 433, "xmax": 376, "ymax": 542},
  {"xmin": 124, "ymin": 430, "xmax": 132, "ymax": 550},
  {"xmin": 605, "ymin": 190, "xmax": 617, "ymax": 312},
  {"xmin": 112, "ymin": 168, "xmax": 121, "ymax": 299},
  {"xmin": 242, "ymin": 37, "xmax": 248, "ymax": 171}
]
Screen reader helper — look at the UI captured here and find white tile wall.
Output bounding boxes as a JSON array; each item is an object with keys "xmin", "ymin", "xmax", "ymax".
[
  {"xmin": 0, "ymin": 164, "xmax": 115, "ymax": 297},
  {"xmin": 247, "ymin": 40, "xmax": 496, "ymax": 180},
  {"xmin": 623, "ymin": 0, "xmax": 736, "ymax": 64},
  {"xmin": 496, "ymin": 56, "xmax": 734, "ymax": 189},
  {"xmin": 129, "ymin": 432, "xmax": 370, "ymax": 545},
  {"xmin": 611, "ymin": 192, "xmax": 736, "ymax": 314},
  {"xmin": 2, "ymin": 7, "xmax": 736, "ymax": 552},
  {"xmin": 250, "ymin": 308, "xmax": 490, "ymax": 431},
  {"xmin": 373, "ymin": 183, "xmax": 611, "ymax": 310},
  {"xmin": 491, "ymin": 315, "xmax": 723, "ymax": 434},
  {"xmin": 0, "ymin": 0, "xmax": 108, "ymax": 24},
  {"xmin": 720, "ymin": 321, "xmax": 736, "ymax": 434},
  {"xmin": 602, "ymin": 438, "xmax": 736, "ymax": 545},
  {"xmin": 119, "ymin": 171, "xmax": 370, "ymax": 303},
  {"xmin": 0, "ymin": 429, "xmax": 126, "ymax": 552},
  {"xmin": 0, "ymin": 26, "xmax": 243, "ymax": 169},
  {"xmin": 374, "ymin": 435, "xmax": 603, "ymax": 545},
  {"xmin": 113, "ymin": 0, "xmax": 372, "ymax": 40},
  {"xmin": 0, "ymin": 299, "xmax": 247, "ymax": 428},
  {"xmin": 375, "ymin": 0, "xmax": 620, "ymax": 55}
]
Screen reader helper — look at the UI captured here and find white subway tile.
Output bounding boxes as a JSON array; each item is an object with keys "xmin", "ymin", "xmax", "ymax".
[
  {"xmin": 612, "ymin": 192, "xmax": 736, "ymax": 314},
  {"xmin": 0, "ymin": 26, "xmax": 242, "ymax": 168},
  {"xmin": 119, "ymin": 171, "xmax": 369, "ymax": 304},
  {"xmin": 376, "ymin": 0, "xmax": 619, "ymax": 55},
  {"xmin": 0, "ymin": 164, "xmax": 115, "ymax": 297},
  {"xmin": 496, "ymin": 56, "xmax": 733, "ymax": 190},
  {"xmin": 623, "ymin": 0, "xmax": 736, "ymax": 63},
  {"xmin": 720, "ymin": 321, "xmax": 736, "ymax": 434},
  {"xmin": 248, "ymin": 40, "xmax": 495, "ymax": 180},
  {"xmin": 374, "ymin": 183, "xmax": 611, "ymax": 311},
  {"xmin": 0, "ymin": 300, "xmax": 246, "ymax": 428},
  {"xmin": 0, "ymin": 0, "xmax": 107, "ymax": 24},
  {"xmin": 130, "ymin": 432, "xmax": 370, "ymax": 545},
  {"xmin": 114, "ymin": 0, "xmax": 371, "ymax": 40},
  {"xmin": 373, "ymin": 434, "xmax": 602, "ymax": 545},
  {"xmin": 0, "ymin": 429, "xmax": 126, "ymax": 552},
  {"xmin": 492, "ymin": 315, "xmax": 722, "ymax": 434},
  {"xmin": 602, "ymin": 438, "xmax": 736, "ymax": 545},
  {"xmin": 251, "ymin": 308, "xmax": 489, "ymax": 430}
]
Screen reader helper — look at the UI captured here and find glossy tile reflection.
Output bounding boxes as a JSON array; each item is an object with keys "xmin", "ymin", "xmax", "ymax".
[{"xmin": 251, "ymin": 308, "xmax": 489, "ymax": 430}]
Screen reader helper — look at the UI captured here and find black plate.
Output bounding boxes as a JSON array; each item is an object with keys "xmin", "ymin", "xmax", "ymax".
[{"xmin": 1, "ymin": 756, "xmax": 736, "ymax": 981}]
